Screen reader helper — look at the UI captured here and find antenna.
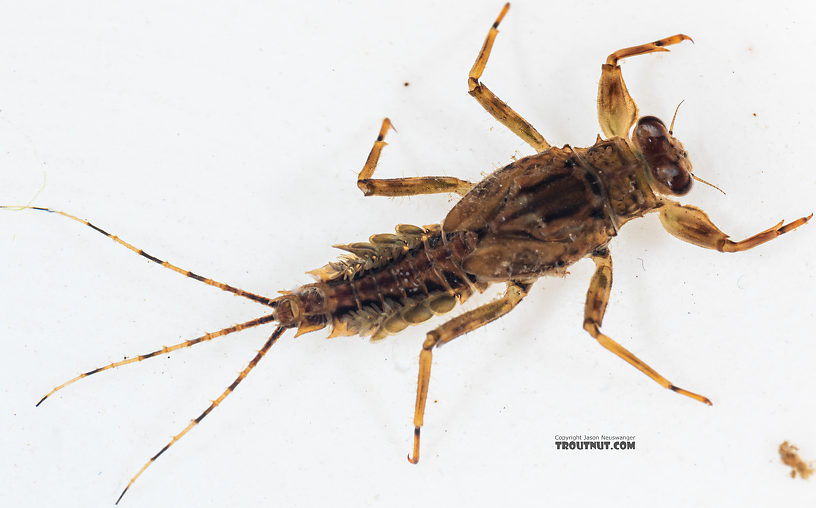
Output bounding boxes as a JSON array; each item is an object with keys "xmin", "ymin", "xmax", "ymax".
[{"xmin": 669, "ymin": 100, "xmax": 685, "ymax": 134}]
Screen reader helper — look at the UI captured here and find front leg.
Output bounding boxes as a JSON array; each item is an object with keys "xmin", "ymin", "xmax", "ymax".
[
  {"xmin": 583, "ymin": 248, "xmax": 712, "ymax": 405},
  {"xmin": 597, "ymin": 34, "xmax": 692, "ymax": 139},
  {"xmin": 659, "ymin": 202, "xmax": 811, "ymax": 252}
]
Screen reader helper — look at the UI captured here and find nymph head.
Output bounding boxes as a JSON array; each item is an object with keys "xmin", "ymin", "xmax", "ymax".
[{"xmin": 632, "ymin": 116, "xmax": 693, "ymax": 195}]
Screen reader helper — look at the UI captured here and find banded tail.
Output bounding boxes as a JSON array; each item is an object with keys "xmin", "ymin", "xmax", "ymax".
[
  {"xmin": 0, "ymin": 205, "xmax": 277, "ymax": 307},
  {"xmin": 3, "ymin": 204, "xmax": 292, "ymax": 502},
  {"xmin": 5, "ymin": 203, "xmax": 481, "ymax": 503}
]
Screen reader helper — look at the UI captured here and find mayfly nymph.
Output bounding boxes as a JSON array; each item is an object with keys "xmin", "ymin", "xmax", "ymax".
[{"xmin": 3, "ymin": 3, "xmax": 810, "ymax": 503}]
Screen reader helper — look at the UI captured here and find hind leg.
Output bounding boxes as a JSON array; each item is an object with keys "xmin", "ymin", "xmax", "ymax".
[
  {"xmin": 408, "ymin": 281, "xmax": 530, "ymax": 464},
  {"xmin": 357, "ymin": 118, "xmax": 474, "ymax": 197}
]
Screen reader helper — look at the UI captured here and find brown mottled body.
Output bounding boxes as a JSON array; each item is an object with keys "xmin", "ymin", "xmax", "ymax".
[
  {"xmin": 6, "ymin": 3, "xmax": 811, "ymax": 502},
  {"xmin": 277, "ymin": 138, "xmax": 660, "ymax": 341},
  {"xmin": 445, "ymin": 139, "xmax": 656, "ymax": 281}
]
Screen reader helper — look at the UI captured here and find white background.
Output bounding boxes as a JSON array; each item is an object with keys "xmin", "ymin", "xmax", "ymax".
[{"xmin": 1, "ymin": 1, "xmax": 815, "ymax": 506}]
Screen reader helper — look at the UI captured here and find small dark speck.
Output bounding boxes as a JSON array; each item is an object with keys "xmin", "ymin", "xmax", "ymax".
[
  {"xmin": 404, "ymin": 82, "xmax": 410, "ymax": 87},
  {"xmin": 752, "ymin": 112, "xmax": 757, "ymax": 117}
]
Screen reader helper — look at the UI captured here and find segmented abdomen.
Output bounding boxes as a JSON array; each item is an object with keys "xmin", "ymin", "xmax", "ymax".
[{"xmin": 274, "ymin": 225, "xmax": 484, "ymax": 340}]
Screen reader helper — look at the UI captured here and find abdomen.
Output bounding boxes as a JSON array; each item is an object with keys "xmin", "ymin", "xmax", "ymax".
[{"xmin": 280, "ymin": 227, "xmax": 486, "ymax": 340}]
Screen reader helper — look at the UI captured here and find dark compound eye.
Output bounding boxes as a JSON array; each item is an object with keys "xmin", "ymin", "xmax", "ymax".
[
  {"xmin": 634, "ymin": 116, "xmax": 692, "ymax": 195},
  {"xmin": 652, "ymin": 157, "xmax": 691, "ymax": 195},
  {"xmin": 635, "ymin": 116, "xmax": 669, "ymax": 157}
]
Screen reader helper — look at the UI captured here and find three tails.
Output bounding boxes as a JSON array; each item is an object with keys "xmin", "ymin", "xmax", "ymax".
[{"xmin": 2, "ymin": 204, "xmax": 289, "ymax": 503}]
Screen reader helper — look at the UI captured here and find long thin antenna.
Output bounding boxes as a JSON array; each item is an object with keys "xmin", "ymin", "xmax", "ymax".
[
  {"xmin": 692, "ymin": 174, "xmax": 727, "ymax": 195},
  {"xmin": 669, "ymin": 100, "xmax": 685, "ymax": 134}
]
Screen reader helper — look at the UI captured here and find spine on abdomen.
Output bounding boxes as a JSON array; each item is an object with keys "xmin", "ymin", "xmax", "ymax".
[{"xmin": 273, "ymin": 227, "xmax": 483, "ymax": 340}]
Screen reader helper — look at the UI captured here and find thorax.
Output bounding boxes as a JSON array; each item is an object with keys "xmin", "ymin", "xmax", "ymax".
[{"xmin": 441, "ymin": 139, "xmax": 660, "ymax": 281}]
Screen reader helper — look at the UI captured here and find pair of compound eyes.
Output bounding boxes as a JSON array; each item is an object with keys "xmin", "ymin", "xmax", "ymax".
[{"xmin": 634, "ymin": 116, "xmax": 692, "ymax": 195}]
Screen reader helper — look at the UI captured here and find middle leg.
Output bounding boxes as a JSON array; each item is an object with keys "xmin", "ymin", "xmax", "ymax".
[
  {"xmin": 468, "ymin": 3, "xmax": 550, "ymax": 152},
  {"xmin": 583, "ymin": 248, "xmax": 712, "ymax": 405}
]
